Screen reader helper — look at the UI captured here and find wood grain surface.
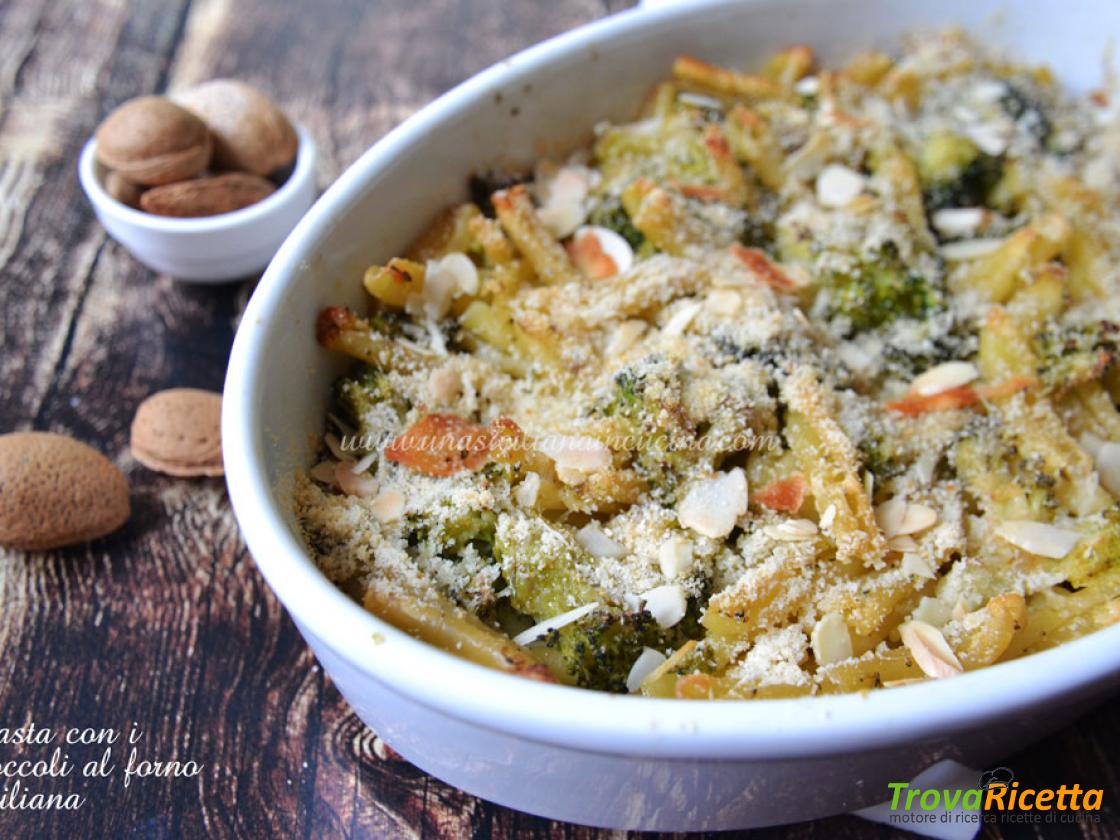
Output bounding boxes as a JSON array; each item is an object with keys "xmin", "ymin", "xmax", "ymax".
[{"xmin": 0, "ymin": 1, "xmax": 1117, "ymax": 838}]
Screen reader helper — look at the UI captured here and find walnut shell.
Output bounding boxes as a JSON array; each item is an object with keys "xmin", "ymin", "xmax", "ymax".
[
  {"xmin": 139, "ymin": 172, "xmax": 275, "ymax": 218},
  {"xmin": 0, "ymin": 432, "xmax": 130, "ymax": 551},
  {"xmin": 94, "ymin": 96, "xmax": 211, "ymax": 186},
  {"xmin": 174, "ymin": 80, "xmax": 298, "ymax": 176},
  {"xmin": 130, "ymin": 389, "xmax": 223, "ymax": 477}
]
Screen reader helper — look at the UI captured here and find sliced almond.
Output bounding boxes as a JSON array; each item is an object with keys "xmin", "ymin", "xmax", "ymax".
[
  {"xmin": 678, "ymin": 468, "xmax": 748, "ymax": 538},
  {"xmin": 626, "ymin": 647, "xmax": 669, "ymax": 693},
  {"xmin": 930, "ymin": 207, "xmax": 987, "ymax": 238},
  {"xmin": 1090, "ymin": 440, "xmax": 1120, "ymax": 498},
  {"xmin": 371, "ymin": 488, "xmax": 405, "ymax": 522},
  {"xmin": 514, "ymin": 471, "xmax": 541, "ymax": 508},
  {"xmin": 606, "ymin": 319, "xmax": 647, "ymax": 357},
  {"xmin": 876, "ymin": 498, "xmax": 937, "ymax": 537},
  {"xmin": 658, "ymin": 536, "xmax": 694, "ymax": 579},
  {"xmin": 888, "ymin": 535, "xmax": 920, "ymax": 553},
  {"xmin": 818, "ymin": 503, "xmax": 837, "ymax": 530},
  {"xmin": 335, "ymin": 462, "xmax": 378, "ymax": 497},
  {"xmin": 309, "ymin": 460, "xmax": 339, "ymax": 485},
  {"xmin": 815, "ymin": 163, "xmax": 866, "ymax": 208},
  {"xmin": 705, "ymin": 289, "xmax": 742, "ymax": 316},
  {"xmin": 763, "ymin": 518, "xmax": 818, "ymax": 541},
  {"xmin": 898, "ymin": 620, "xmax": 964, "ymax": 679},
  {"xmin": 897, "ymin": 503, "xmax": 938, "ymax": 536},
  {"xmin": 513, "ymin": 602, "xmax": 600, "ymax": 646},
  {"xmin": 994, "ymin": 520, "xmax": 1083, "ymax": 559},
  {"xmin": 939, "ymin": 238, "xmax": 1005, "ymax": 261},
  {"xmin": 910, "ymin": 361, "xmax": 979, "ymax": 397},
  {"xmin": 575, "ymin": 522, "xmax": 627, "ymax": 558},
  {"xmin": 875, "ymin": 496, "xmax": 907, "ymax": 537},
  {"xmin": 427, "ymin": 364, "xmax": 464, "ymax": 405},
  {"xmin": 536, "ymin": 165, "xmax": 590, "ymax": 238},
  {"xmin": 662, "ymin": 301, "xmax": 703, "ymax": 337},
  {"xmin": 811, "ymin": 612, "xmax": 853, "ymax": 665},
  {"xmin": 901, "ymin": 553, "xmax": 937, "ymax": 579},
  {"xmin": 639, "ymin": 584, "xmax": 688, "ymax": 629},
  {"xmin": 538, "ymin": 434, "xmax": 612, "ymax": 480}
]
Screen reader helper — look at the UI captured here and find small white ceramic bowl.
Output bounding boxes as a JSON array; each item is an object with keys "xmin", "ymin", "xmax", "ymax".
[
  {"xmin": 78, "ymin": 124, "xmax": 316, "ymax": 283},
  {"xmin": 224, "ymin": 0, "xmax": 1120, "ymax": 831}
]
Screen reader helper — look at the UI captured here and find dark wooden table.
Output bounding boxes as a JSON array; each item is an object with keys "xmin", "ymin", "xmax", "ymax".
[{"xmin": 1, "ymin": 1, "xmax": 1117, "ymax": 837}]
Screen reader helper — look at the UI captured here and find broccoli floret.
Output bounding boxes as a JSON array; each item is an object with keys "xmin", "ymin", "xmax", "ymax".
[
  {"xmin": 333, "ymin": 364, "xmax": 408, "ymax": 430},
  {"xmin": 825, "ymin": 245, "xmax": 944, "ymax": 334},
  {"xmin": 539, "ymin": 598, "xmax": 705, "ymax": 692},
  {"xmin": 588, "ymin": 196, "xmax": 645, "ymax": 250},
  {"xmin": 918, "ymin": 132, "xmax": 1003, "ymax": 213},
  {"xmin": 1000, "ymin": 83, "xmax": 1052, "ymax": 145},
  {"xmin": 1035, "ymin": 320, "xmax": 1120, "ymax": 389}
]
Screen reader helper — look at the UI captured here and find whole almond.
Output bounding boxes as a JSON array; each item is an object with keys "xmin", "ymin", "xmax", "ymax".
[
  {"xmin": 174, "ymin": 80, "xmax": 297, "ymax": 176},
  {"xmin": 139, "ymin": 173, "xmax": 275, "ymax": 218},
  {"xmin": 131, "ymin": 389, "xmax": 223, "ymax": 477},
  {"xmin": 0, "ymin": 432, "xmax": 130, "ymax": 551},
  {"xmin": 95, "ymin": 96, "xmax": 212, "ymax": 186}
]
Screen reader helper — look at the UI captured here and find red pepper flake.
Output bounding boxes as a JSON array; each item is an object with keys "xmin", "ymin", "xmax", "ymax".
[
  {"xmin": 729, "ymin": 244, "xmax": 799, "ymax": 292},
  {"xmin": 754, "ymin": 474, "xmax": 807, "ymax": 513},
  {"xmin": 885, "ymin": 376, "xmax": 1037, "ymax": 417},
  {"xmin": 385, "ymin": 414, "xmax": 522, "ymax": 477}
]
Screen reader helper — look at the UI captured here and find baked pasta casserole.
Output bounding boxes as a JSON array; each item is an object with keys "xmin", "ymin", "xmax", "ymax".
[{"xmin": 296, "ymin": 32, "xmax": 1120, "ymax": 697}]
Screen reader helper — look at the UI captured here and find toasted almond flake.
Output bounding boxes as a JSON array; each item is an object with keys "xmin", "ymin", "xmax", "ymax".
[
  {"xmin": 324, "ymin": 433, "xmax": 348, "ymax": 461},
  {"xmin": 539, "ymin": 434, "xmax": 612, "ymax": 477},
  {"xmin": 912, "ymin": 596, "xmax": 952, "ymax": 627},
  {"xmin": 605, "ymin": 319, "xmax": 647, "ymax": 357},
  {"xmin": 678, "ymin": 468, "xmax": 748, "ymax": 538},
  {"xmin": 350, "ymin": 450, "xmax": 378, "ymax": 474},
  {"xmin": 626, "ymin": 647, "xmax": 668, "ymax": 693},
  {"xmin": 816, "ymin": 163, "xmax": 866, "ymax": 208},
  {"xmin": 677, "ymin": 91, "xmax": 723, "ymax": 110},
  {"xmin": 427, "ymin": 364, "xmax": 464, "ymax": 404},
  {"xmin": 888, "ymin": 535, "xmax": 919, "ymax": 553},
  {"xmin": 575, "ymin": 522, "xmax": 627, "ymax": 558},
  {"xmin": 896, "ymin": 503, "xmax": 938, "ymax": 536},
  {"xmin": 763, "ymin": 518, "xmax": 818, "ymax": 541},
  {"xmin": 371, "ymin": 488, "xmax": 405, "ymax": 522},
  {"xmin": 939, "ymin": 237, "xmax": 1005, "ymax": 261},
  {"xmin": 514, "ymin": 471, "xmax": 541, "ymax": 508},
  {"xmin": 513, "ymin": 602, "xmax": 601, "ymax": 646},
  {"xmin": 581, "ymin": 225, "xmax": 634, "ymax": 274},
  {"xmin": 705, "ymin": 289, "xmax": 741, "ymax": 316},
  {"xmin": 811, "ymin": 612, "xmax": 853, "ymax": 665},
  {"xmin": 994, "ymin": 520, "xmax": 1083, "ymax": 559},
  {"xmin": 309, "ymin": 460, "xmax": 339, "ymax": 485},
  {"xmin": 794, "ymin": 76, "xmax": 820, "ymax": 96},
  {"xmin": 1090, "ymin": 440, "xmax": 1120, "ymax": 498},
  {"xmin": 882, "ymin": 677, "xmax": 929, "ymax": 688},
  {"xmin": 901, "ymin": 553, "xmax": 937, "ymax": 579},
  {"xmin": 658, "ymin": 536, "xmax": 694, "ymax": 579},
  {"xmin": 911, "ymin": 361, "xmax": 979, "ymax": 397},
  {"xmin": 899, "ymin": 620, "xmax": 964, "ymax": 679},
  {"xmin": 819, "ymin": 503, "xmax": 837, "ymax": 530},
  {"xmin": 640, "ymin": 584, "xmax": 688, "ymax": 629},
  {"xmin": 438, "ymin": 252, "xmax": 479, "ymax": 295},
  {"xmin": 538, "ymin": 201, "xmax": 586, "ymax": 239},
  {"xmin": 931, "ymin": 207, "xmax": 987, "ymax": 238},
  {"xmin": 965, "ymin": 121, "xmax": 1009, "ymax": 156},
  {"xmin": 663, "ymin": 300, "xmax": 703, "ymax": 337},
  {"xmin": 875, "ymin": 496, "xmax": 907, "ymax": 537},
  {"xmin": 335, "ymin": 462, "xmax": 378, "ymax": 497}
]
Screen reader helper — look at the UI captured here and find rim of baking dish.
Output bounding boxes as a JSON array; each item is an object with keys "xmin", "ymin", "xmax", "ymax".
[{"xmin": 223, "ymin": 0, "xmax": 1120, "ymax": 760}]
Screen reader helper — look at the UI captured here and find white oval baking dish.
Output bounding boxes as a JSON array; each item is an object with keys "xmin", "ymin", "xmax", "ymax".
[{"xmin": 223, "ymin": 0, "xmax": 1120, "ymax": 829}]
